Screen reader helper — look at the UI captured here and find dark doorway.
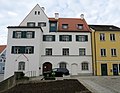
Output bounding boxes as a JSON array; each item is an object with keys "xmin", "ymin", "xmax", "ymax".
[
  {"xmin": 101, "ymin": 64, "xmax": 108, "ymax": 76},
  {"xmin": 113, "ymin": 64, "xmax": 118, "ymax": 75},
  {"xmin": 43, "ymin": 62, "xmax": 52, "ymax": 73}
]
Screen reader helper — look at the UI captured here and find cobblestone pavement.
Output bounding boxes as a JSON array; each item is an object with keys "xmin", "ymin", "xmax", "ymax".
[
  {"xmin": 0, "ymin": 74, "xmax": 4, "ymax": 82},
  {"xmin": 73, "ymin": 76, "xmax": 120, "ymax": 93}
]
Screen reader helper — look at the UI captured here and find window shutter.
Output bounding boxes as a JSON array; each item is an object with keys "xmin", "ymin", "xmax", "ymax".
[
  {"xmin": 13, "ymin": 31, "xmax": 16, "ymax": 38},
  {"xmin": 43, "ymin": 35, "xmax": 46, "ymax": 41},
  {"xmin": 22, "ymin": 31, "xmax": 26, "ymax": 38},
  {"xmin": 85, "ymin": 35, "xmax": 88, "ymax": 41},
  {"xmin": 20, "ymin": 46, "xmax": 25, "ymax": 54},
  {"xmin": 11, "ymin": 46, "xmax": 14, "ymax": 53},
  {"xmin": 32, "ymin": 31, "xmax": 35, "ymax": 38},
  {"xmin": 69, "ymin": 35, "xmax": 72, "ymax": 41},
  {"xmin": 76, "ymin": 35, "xmax": 79, "ymax": 41},
  {"xmin": 53, "ymin": 35, "xmax": 55, "ymax": 41},
  {"xmin": 59, "ymin": 35, "xmax": 62, "ymax": 41},
  {"xmin": 31, "ymin": 46, "xmax": 34, "ymax": 53}
]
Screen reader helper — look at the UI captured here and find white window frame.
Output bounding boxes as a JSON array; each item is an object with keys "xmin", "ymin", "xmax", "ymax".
[
  {"xmin": 18, "ymin": 62, "xmax": 25, "ymax": 71},
  {"xmin": 111, "ymin": 49, "xmax": 117, "ymax": 56},
  {"xmin": 79, "ymin": 48, "xmax": 86, "ymax": 56},
  {"xmin": 45, "ymin": 48, "xmax": 52, "ymax": 55},
  {"xmin": 100, "ymin": 33, "xmax": 105, "ymax": 41},
  {"xmin": 81, "ymin": 62, "xmax": 89, "ymax": 70},
  {"xmin": 101, "ymin": 49, "xmax": 106, "ymax": 57},
  {"xmin": 62, "ymin": 48, "xmax": 69, "ymax": 56},
  {"xmin": 26, "ymin": 32, "xmax": 33, "ymax": 38},
  {"xmin": 110, "ymin": 34, "xmax": 115, "ymax": 41}
]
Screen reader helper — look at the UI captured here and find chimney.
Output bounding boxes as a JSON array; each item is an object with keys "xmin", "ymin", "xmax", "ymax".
[
  {"xmin": 80, "ymin": 14, "xmax": 84, "ymax": 19},
  {"xmin": 41, "ymin": 7, "xmax": 45, "ymax": 11},
  {"xmin": 55, "ymin": 13, "xmax": 59, "ymax": 19}
]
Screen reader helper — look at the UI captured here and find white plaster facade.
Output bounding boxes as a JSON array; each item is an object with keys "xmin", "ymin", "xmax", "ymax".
[{"xmin": 4, "ymin": 4, "xmax": 93, "ymax": 79}]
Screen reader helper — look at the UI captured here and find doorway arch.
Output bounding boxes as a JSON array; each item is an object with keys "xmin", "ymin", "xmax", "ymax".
[{"xmin": 43, "ymin": 62, "xmax": 52, "ymax": 73}]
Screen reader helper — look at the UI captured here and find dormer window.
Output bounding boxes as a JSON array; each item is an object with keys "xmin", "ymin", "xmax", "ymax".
[
  {"xmin": 27, "ymin": 22, "xmax": 35, "ymax": 27},
  {"xmin": 77, "ymin": 24, "xmax": 83, "ymax": 29},
  {"xmin": 38, "ymin": 22, "xmax": 46, "ymax": 27},
  {"xmin": 62, "ymin": 24, "xmax": 68, "ymax": 29}
]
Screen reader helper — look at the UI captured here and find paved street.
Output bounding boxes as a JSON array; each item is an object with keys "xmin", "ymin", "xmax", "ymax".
[{"xmin": 74, "ymin": 76, "xmax": 120, "ymax": 93}]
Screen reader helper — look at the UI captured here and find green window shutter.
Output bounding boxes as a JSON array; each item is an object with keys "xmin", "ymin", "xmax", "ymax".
[
  {"xmin": 43, "ymin": 35, "xmax": 46, "ymax": 41},
  {"xmin": 13, "ymin": 31, "xmax": 16, "ymax": 38},
  {"xmin": 53, "ymin": 35, "xmax": 55, "ymax": 41},
  {"xmin": 22, "ymin": 31, "xmax": 26, "ymax": 38},
  {"xmin": 76, "ymin": 35, "xmax": 79, "ymax": 41},
  {"xmin": 20, "ymin": 46, "xmax": 25, "ymax": 54},
  {"xmin": 85, "ymin": 35, "xmax": 88, "ymax": 41},
  {"xmin": 11, "ymin": 46, "xmax": 14, "ymax": 53},
  {"xmin": 32, "ymin": 31, "xmax": 35, "ymax": 38},
  {"xmin": 69, "ymin": 35, "xmax": 72, "ymax": 41},
  {"xmin": 59, "ymin": 35, "xmax": 62, "ymax": 41}
]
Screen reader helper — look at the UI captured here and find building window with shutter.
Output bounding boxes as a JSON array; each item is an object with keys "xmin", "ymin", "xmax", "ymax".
[
  {"xmin": 45, "ymin": 48, "xmax": 52, "ymax": 55},
  {"xmin": 76, "ymin": 35, "xmax": 88, "ymax": 42},
  {"xmin": 62, "ymin": 48, "xmax": 69, "ymax": 56},
  {"xmin": 79, "ymin": 48, "xmax": 86, "ymax": 56},
  {"xmin": 59, "ymin": 35, "xmax": 72, "ymax": 41},
  {"xmin": 111, "ymin": 49, "xmax": 117, "ymax": 57},
  {"xmin": 100, "ymin": 33, "xmax": 105, "ymax": 41},
  {"xmin": 101, "ymin": 49, "xmax": 106, "ymax": 57},
  {"xmin": 110, "ymin": 34, "xmax": 115, "ymax": 41},
  {"xmin": 43, "ymin": 35, "xmax": 55, "ymax": 41}
]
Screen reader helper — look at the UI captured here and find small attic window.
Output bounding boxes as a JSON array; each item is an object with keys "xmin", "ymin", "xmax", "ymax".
[
  {"xmin": 27, "ymin": 22, "xmax": 35, "ymax": 27},
  {"xmin": 62, "ymin": 24, "xmax": 68, "ymax": 29},
  {"xmin": 35, "ymin": 11, "xmax": 37, "ymax": 15},
  {"xmin": 38, "ymin": 11, "xmax": 40, "ymax": 15},
  {"xmin": 77, "ymin": 24, "xmax": 83, "ymax": 30}
]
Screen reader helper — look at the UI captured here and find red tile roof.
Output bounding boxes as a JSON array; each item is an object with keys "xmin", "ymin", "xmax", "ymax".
[
  {"xmin": 49, "ymin": 18, "xmax": 91, "ymax": 32},
  {"xmin": 0, "ymin": 45, "xmax": 6, "ymax": 53}
]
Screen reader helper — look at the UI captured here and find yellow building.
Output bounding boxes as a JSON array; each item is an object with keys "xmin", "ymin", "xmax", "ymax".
[{"xmin": 90, "ymin": 25, "xmax": 120, "ymax": 76}]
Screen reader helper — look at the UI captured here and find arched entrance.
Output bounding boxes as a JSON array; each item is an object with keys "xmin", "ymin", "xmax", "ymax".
[{"xmin": 43, "ymin": 62, "xmax": 52, "ymax": 73}]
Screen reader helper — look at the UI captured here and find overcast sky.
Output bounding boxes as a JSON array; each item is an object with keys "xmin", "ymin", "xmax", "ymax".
[{"xmin": 0, "ymin": 0, "xmax": 120, "ymax": 44}]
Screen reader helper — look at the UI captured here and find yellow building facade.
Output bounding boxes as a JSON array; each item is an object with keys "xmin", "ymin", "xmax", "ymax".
[{"xmin": 90, "ymin": 25, "xmax": 120, "ymax": 76}]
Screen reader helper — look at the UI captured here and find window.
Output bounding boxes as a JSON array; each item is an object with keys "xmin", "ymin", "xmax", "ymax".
[
  {"xmin": 111, "ymin": 49, "xmax": 117, "ymax": 56},
  {"xmin": 59, "ymin": 35, "xmax": 72, "ymax": 41},
  {"xmin": 110, "ymin": 34, "xmax": 115, "ymax": 41},
  {"xmin": 25, "ymin": 47, "xmax": 34, "ymax": 54},
  {"xmin": 27, "ymin": 22, "xmax": 35, "ymax": 27},
  {"xmin": 38, "ymin": 11, "xmax": 40, "ymax": 15},
  {"xmin": 49, "ymin": 22, "xmax": 57, "ymax": 32},
  {"xmin": 63, "ymin": 48, "xmax": 69, "ymax": 56},
  {"xmin": 15, "ymin": 32, "xmax": 22, "ymax": 38},
  {"xmin": 2, "ymin": 66, "xmax": 5, "ymax": 71},
  {"xmin": 77, "ymin": 24, "xmax": 83, "ymax": 29},
  {"xmin": 82, "ymin": 62, "xmax": 89, "ymax": 70},
  {"xmin": 45, "ymin": 48, "xmax": 52, "ymax": 55},
  {"xmin": 38, "ymin": 22, "xmax": 46, "ymax": 27},
  {"xmin": 101, "ymin": 49, "xmax": 106, "ymax": 57},
  {"xmin": 11, "ymin": 46, "xmax": 34, "ymax": 54},
  {"xmin": 13, "ymin": 31, "xmax": 35, "ymax": 38},
  {"xmin": 35, "ymin": 11, "xmax": 37, "ymax": 15},
  {"xmin": 62, "ymin": 24, "xmax": 68, "ymax": 29},
  {"xmin": 79, "ymin": 48, "xmax": 86, "ymax": 56},
  {"xmin": 18, "ymin": 62, "xmax": 25, "ymax": 70},
  {"xmin": 43, "ymin": 35, "xmax": 55, "ymax": 41},
  {"xmin": 51, "ymin": 23, "xmax": 56, "ymax": 27},
  {"xmin": 26, "ymin": 32, "xmax": 33, "ymax": 38},
  {"xmin": 76, "ymin": 35, "xmax": 88, "ymax": 42},
  {"xmin": 100, "ymin": 33, "xmax": 105, "ymax": 41},
  {"xmin": 59, "ymin": 62, "xmax": 66, "ymax": 68}
]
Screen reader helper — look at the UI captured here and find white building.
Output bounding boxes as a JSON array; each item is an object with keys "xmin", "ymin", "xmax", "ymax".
[{"xmin": 4, "ymin": 4, "xmax": 93, "ymax": 79}]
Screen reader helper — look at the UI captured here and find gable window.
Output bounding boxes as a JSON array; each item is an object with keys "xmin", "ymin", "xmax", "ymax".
[
  {"xmin": 43, "ymin": 35, "xmax": 55, "ymax": 41},
  {"xmin": 38, "ymin": 11, "xmax": 40, "ymax": 15},
  {"xmin": 77, "ymin": 24, "xmax": 83, "ymax": 29},
  {"xmin": 38, "ymin": 22, "xmax": 46, "ymax": 27},
  {"xmin": 35, "ymin": 11, "xmax": 37, "ymax": 15},
  {"xmin": 82, "ymin": 62, "xmax": 89, "ymax": 70},
  {"xmin": 62, "ymin": 24, "xmax": 68, "ymax": 29},
  {"xmin": 59, "ymin": 35, "xmax": 72, "ymax": 41},
  {"xmin": 11, "ymin": 46, "xmax": 34, "ymax": 54},
  {"xmin": 45, "ymin": 48, "xmax": 52, "ymax": 55},
  {"xmin": 100, "ymin": 33, "xmax": 105, "ymax": 41},
  {"xmin": 27, "ymin": 22, "xmax": 35, "ymax": 27},
  {"xmin": 76, "ymin": 35, "xmax": 88, "ymax": 42},
  {"xmin": 18, "ymin": 62, "xmax": 25, "ymax": 71},
  {"xmin": 62, "ymin": 48, "xmax": 69, "ymax": 56},
  {"xmin": 59, "ymin": 62, "xmax": 67, "ymax": 68},
  {"xmin": 111, "ymin": 49, "xmax": 117, "ymax": 56},
  {"xmin": 79, "ymin": 48, "xmax": 86, "ymax": 56},
  {"xmin": 101, "ymin": 49, "xmax": 106, "ymax": 57},
  {"xmin": 110, "ymin": 34, "xmax": 115, "ymax": 41}
]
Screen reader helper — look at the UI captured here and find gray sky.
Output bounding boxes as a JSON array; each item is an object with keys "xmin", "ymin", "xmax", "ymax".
[{"xmin": 0, "ymin": 0, "xmax": 120, "ymax": 44}]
